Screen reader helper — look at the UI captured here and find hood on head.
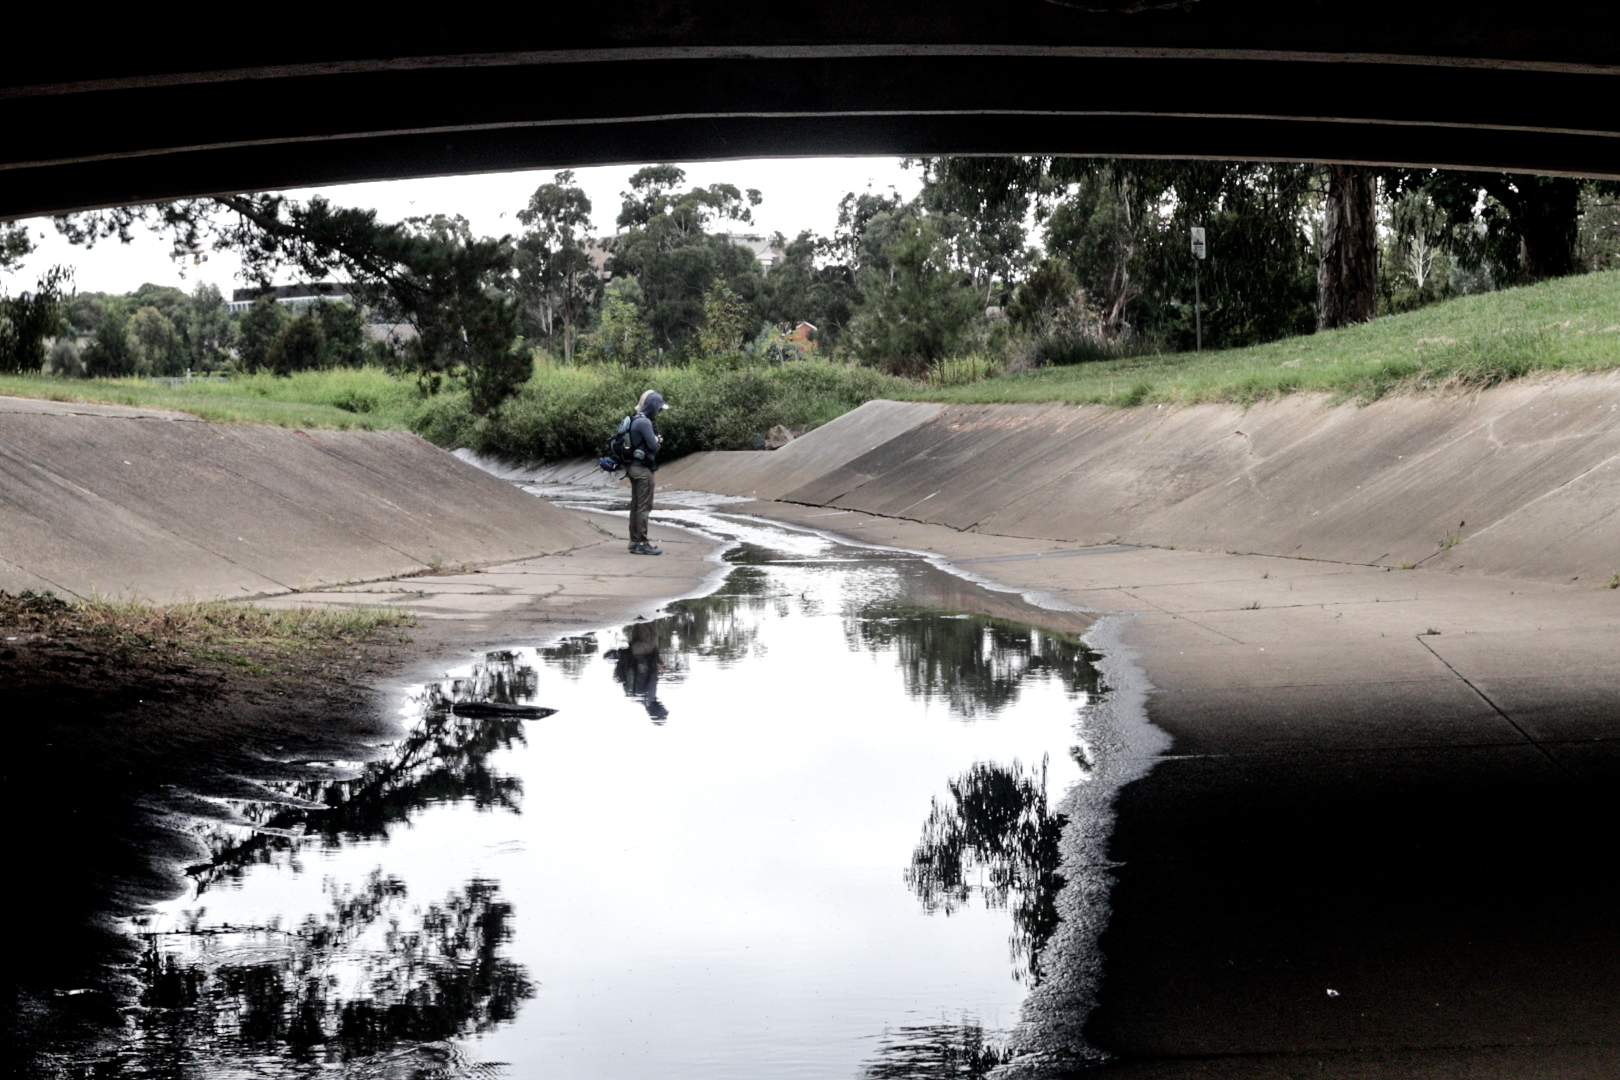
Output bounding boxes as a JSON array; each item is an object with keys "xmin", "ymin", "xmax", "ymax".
[{"xmin": 638, "ymin": 390, "xmax": 667, "ymax": 417}]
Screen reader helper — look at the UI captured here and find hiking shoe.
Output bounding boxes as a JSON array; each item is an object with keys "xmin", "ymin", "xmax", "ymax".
[{"xmin": 632, "ymin": 543, "xmax": 663, "ymax": 556}]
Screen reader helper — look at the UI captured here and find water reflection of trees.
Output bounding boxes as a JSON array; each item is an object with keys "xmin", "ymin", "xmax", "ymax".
[
  {"xmin": 435, "ymin": 649, "xmax": 539, "ymax": 705},
  {"xmin": 646, "ymin": 564, "xmax": 774, "ymax": 667},
  {"xmin": 46, "ymin": 649, "xmax": 547, "ymax": 1076},
  {"xmin": 907, "ymin": 759, "xmax": 1067, "ymax": 985},
  {"xmin": 848, "ymin": 604, "xmax": 1101, "ymax": 719},
  {"xmin": 193, "ymin": 651, "xmax": 536, "ymax": 893},
  {"xmin": 125, "ymin": 872, "xmax": 532, "ymax": 1076},
  {"xmin": 861, "ymin": 1021, "xmax": 1006, "ymax": 1079},
  {"xmin": 538, "ymin": 633, "xmax": 600, "ymax": 679}
]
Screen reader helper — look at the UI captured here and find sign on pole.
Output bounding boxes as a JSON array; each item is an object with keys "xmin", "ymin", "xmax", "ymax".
[{"xmin": 1190, "ymin": 227, "xmax": 1205, "ymax": 352}]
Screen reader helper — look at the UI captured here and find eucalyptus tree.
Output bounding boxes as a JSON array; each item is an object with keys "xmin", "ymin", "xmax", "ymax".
[
  {"xmin": 759, "ymin": 230, "xmax": 860, "ymax": 347},
  {"xmin": 0, "ymin": 265, "xmax": 70, "ymax": 375},
  {"xmin": 1389, "ymin": 186, "xmax": 1451, "ymax": 293},
  {"xmin": 0, "ymin": 222, "xmax": 31, "ymax": 273},
  {"xmin": 266, "ymin": 311, "xmax": 326, "ymax": 375},
  {"xmin": 907, "ymin": 156, "xmax": 1046, "ymax": 305},
  {"xmin": 186, "ymin": 282, "xmax": 235, "ymax": 370},
  {"xmin": 829, "ymin": 188, "xmax": 907, "ymax": 289},
  {"xmin": 1040, "ymin": 160, "xmax": 1164, "ymax": 339},
  {"xmin": 609, "ymin": 165, "xmax": 766, "ymax": 356},
  {"xmin": 1387, "ymin": 170, "xmax": 1620, "ymax": 285},
  {"xmin": 312, "ymin": 299, "xmax": 366, "ymax": 368},
  {"xmin": 0, "ymin": 224, "xmax": 72, "ymax": 375},
  {"xmin": 1317, "ymin": 165, "xmax": 1378, "ymax": 330},
  {"xmin": 127, "ymin": 304, "xmax": 186, "ymax": 375},
  {"xmin": 848, "ymin": 213, "xmax": 979, "ymax": 375},
  {"xmin": 516, "ymin": 171, "xmax": 599, "ymax": 362},
  {"xmin": 236, "ymin": 294, "xmax": 288, "ymax": 373},
  {"xmin": 57, "ymin": 196, "xmax": 528, "ymax": 413},
  {"xmin": 81, "ymin": 304, "xmax": 139, "ymax": 376},
  {"xmin": 1042, "ymin": 159, "xmax": 1317, "ymax": 350}
]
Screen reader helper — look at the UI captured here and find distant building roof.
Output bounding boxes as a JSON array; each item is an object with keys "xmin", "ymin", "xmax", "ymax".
[
  {"xmin": 720, "ymin": 232, "xmax": 786, "ymax": 272},
  {"xmin": 227, "ymin": 281, "xmax": 353, "ymax": 314},
  {"xmin": 230, "ymin": 282, "xmax": 350, "ymax": 304}
]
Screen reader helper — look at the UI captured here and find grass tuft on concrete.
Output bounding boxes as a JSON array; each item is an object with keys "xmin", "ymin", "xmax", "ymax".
[
  {"xmin": 902, "ymin": 270, "xmax": 1620, "ymax": 407},
  {"xmin": 0, "ymin": 589, "xmax": 414, "ymax": 657}
]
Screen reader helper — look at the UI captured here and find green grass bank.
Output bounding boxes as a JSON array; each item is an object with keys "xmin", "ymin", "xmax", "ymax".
[
  {"xmin": 0, "ymin": 367, "xmax": 426, "ymax": 430},
  {"xmin": 906, "ymin": 270, "xmax": 1620, "ymax": 408},
  {"xmin": 3, "ymin": 270, "xmax": 1616, "ymax": 460}
]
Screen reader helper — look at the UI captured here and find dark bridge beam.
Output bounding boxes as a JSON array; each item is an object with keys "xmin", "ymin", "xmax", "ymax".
[{"xmin": 3, "ymin": 2, "xmax": 1617, "ymax": 218}]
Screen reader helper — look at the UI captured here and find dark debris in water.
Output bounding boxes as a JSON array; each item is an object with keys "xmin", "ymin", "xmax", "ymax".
[{"xmin": 442, "ymin": 702, "xmax": 558, "ymax": 720}]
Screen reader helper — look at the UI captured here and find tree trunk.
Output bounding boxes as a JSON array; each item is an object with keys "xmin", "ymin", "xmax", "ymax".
[
  {"xmin": 1317, "ymin": 166, "xmax": 1379, "ymax": 330},
  {"xmin": 561, "ymin": 288, "xmax": 576, "ymax": 363},
  {"xmin": 1511, "ymin": 175, "xmax": 1582, "ymax": 283}
]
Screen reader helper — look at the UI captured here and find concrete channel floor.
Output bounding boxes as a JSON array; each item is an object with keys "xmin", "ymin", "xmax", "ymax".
[
  {"xmin": 705, "ymin": 498, "xmax": 1620, "ymax": 1079},
  {"xmin": 271, "ymin": 494, "xmax": 1620, "ymax": 1077},
  {"xmin": 260, "ymin": 515, "xmax": 725, "ymax": 673}
]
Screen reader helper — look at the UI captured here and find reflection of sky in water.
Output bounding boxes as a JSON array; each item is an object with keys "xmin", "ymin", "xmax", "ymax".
[{"xmin": 135, "ymin": 527, "xmax": 1104, "ymax": 1079}]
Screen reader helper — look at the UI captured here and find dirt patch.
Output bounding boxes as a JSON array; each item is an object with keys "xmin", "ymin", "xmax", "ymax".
[
  {"xmin": 4, "ymin": 592, "xmax": 432, "ymax": 1070},
  {"xmin": 0, "ymin": 591, "xmax": 419, "ymax": 759}
]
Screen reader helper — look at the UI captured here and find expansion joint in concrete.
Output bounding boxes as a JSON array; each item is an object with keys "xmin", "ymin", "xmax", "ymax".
[
  {"xmin": 1415, "ymin": 633, "xmax": 1588, "ymax": 792},
  {"xmin": 777, "ymin": 498, "xmax": 976, "ymax": 534}
]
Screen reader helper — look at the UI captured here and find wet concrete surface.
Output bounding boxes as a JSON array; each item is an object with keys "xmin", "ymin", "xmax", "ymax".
[
  {"xmin": 15, "ymin": 475, "xmax": 1620, "ymax": 1078},
  {"xmin": 15, "ymin": 504, "xmax": 1145, "ymax": 1077},
  {"xmin": 10, "ymin": 500, "xmax": 730, "ymax": 1076},
  {"xmin": 258, "ymin": 511, "xmax": 728, "ymax": 683},
  {"xmin": 718, "ymin": 496, "xmax": 1620, "ymax": 1078}
]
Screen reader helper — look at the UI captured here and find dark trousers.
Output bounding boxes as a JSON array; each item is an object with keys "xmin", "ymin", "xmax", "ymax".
[{"xmin": 627, "ymin": 463, "xmax": 654, "ymax": 546}]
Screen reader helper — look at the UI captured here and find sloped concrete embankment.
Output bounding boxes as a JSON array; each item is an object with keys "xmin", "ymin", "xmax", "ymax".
[
  {"xmin": 0, "ymin": 397, "xmax": 600, "ymax": 602},
  {"xmin": 657, "ymin": 374, "xmax": 1620, "ymax": 586}
]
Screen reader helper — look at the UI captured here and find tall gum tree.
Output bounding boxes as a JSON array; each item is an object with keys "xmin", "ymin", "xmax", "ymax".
[
  {"xmin": 1390, "ymin": 170, "xmax": 1607, "ymax": 286},
  {"xmin": 1317, "ymin": 165, "xmax": 1379, "ymax": 330},
  {"xmin": 517, "ymin": 171, "xmax": 598, "ymax": 363}
]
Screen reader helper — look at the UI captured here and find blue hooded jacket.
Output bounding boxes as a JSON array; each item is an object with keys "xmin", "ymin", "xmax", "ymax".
[{"xmin": 628, "ymin": 391, "xmax": 665, "ymax": 469}]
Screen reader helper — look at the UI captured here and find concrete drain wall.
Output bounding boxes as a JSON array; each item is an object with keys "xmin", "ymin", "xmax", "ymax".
[
  {"xmin": 0, "ymin": 397, "xmax": 599, "ymax": 602},
  {"xmin": 658, "ymin": 373, "xmax": 1620, "ymax": 586}
]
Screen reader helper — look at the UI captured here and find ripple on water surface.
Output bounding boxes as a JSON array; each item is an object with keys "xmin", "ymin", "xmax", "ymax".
[{"xmin": 55, "ymin": 519, "xmax": 1163, "ymax": 1079}]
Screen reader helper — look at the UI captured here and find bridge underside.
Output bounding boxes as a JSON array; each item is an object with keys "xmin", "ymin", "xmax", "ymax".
[{"xmin": 3, "ymin": 2, "xmax": 1617, "ymax": 219}]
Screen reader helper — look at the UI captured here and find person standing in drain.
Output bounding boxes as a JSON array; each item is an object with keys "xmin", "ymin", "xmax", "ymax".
[{"xmin": 626, "ymin": 389, "xmax": 668, "ymax": 556}]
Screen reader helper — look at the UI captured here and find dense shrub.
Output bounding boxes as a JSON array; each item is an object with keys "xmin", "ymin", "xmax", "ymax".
[{"xmin": 415, "ymin": 360, "xmax": 907, "ymax": 465}]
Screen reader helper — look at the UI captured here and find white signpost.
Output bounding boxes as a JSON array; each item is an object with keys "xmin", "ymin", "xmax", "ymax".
[{"xmin": 1190, "ymin": 227, "xmax": 1207, "ymax": 352}]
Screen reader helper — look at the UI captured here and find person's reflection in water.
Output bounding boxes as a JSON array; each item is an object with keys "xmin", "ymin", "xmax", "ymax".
[{"xmin": 606, "ymin": 620, "xmax": 669, "ymax": 723}]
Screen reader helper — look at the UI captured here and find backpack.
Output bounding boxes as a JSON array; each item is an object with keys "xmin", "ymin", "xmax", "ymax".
[{"xmin": 598, "ymin": 415, "xmax": 635, "ymax": 472}]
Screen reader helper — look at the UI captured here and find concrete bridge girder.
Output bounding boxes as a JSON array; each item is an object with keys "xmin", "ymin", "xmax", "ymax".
[{"xmin": 3, "ymin": 2, "xmax": 1618, "ymax": 218}]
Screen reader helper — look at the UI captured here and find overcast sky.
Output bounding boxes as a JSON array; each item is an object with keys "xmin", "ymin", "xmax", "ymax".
[{"xmin": 3, "ymin": 158, "xmax": 923, "ymax": 298}]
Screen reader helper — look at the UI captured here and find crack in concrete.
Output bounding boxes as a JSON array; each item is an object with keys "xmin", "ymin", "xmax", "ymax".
[
  {"xmin": 955, "ymin": 545, "xmax": 1143, "ymax": 564},
  {"xmin": 1416, "ymin": 633, "xmax": 1586, "ymax": 790}
]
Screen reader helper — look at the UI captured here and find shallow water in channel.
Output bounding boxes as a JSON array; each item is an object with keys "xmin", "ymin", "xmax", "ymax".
[{"xmin": 39, "ymin": 509, "xmax": 1161, "ymax": 1078}]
